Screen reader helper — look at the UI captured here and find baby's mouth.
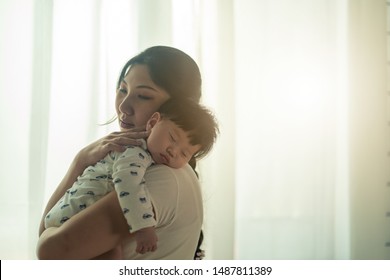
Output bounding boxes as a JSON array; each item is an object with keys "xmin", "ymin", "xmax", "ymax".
[{"xmin": 160, "ymin": 153, "xmax": 170, "ymax": 165}]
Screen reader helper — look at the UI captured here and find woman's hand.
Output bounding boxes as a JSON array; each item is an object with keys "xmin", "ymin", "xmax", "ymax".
[{"xmin": 76, "ymin": 128, "xmax": 150, "ymax": 170}]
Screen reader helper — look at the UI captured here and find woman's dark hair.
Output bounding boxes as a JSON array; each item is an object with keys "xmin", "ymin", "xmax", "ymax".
[
  {"xmin": 193, "ymin": 230, "xmax": 204, "ymax": 260},
  {"xmin": 117, "ymin": 46, "xmax": 202, "ymax": 102}
]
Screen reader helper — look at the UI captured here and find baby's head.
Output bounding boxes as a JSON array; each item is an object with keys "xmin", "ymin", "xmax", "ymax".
[{"xmin": 146, "ymin": 99, "xmax": 219, "ymax": 169}]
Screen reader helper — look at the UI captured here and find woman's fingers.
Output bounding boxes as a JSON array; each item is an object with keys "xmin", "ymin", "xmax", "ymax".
[
  {"xmin": 107, "ymin": 130, "xmax": 150, "ymax": 143},
  {"xmin": 105, "ymin": 132, "xmax": 150, "ymax": 151},
  {"xmin": 102, "ymin": 143, "xmax": 126, "ymax": 154},
  {"xmin": 77, "ymin": 129, "xmax": 151, "ymax": 169},
  {"xmin": 195, "ymin": 250, "xmax": 205, "ymax": 260}
]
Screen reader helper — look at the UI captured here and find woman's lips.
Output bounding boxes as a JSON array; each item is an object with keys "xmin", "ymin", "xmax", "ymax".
[{"xmin": 119, "ymin": 119, "xmax": 134, "ymax": 129}]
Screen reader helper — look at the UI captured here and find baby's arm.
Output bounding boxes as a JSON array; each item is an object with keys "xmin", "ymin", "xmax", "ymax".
[{"xmin": 112, "ymin": 145, "xmax": 157, "ymax": 253}]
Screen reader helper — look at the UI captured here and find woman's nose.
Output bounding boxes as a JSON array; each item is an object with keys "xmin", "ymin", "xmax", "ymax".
[{"xmin": 119, "ymin": 96, "xmax": 133, "ymax": 116}]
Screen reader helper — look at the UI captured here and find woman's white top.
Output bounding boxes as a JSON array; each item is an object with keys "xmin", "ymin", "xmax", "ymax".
[{"xmin": 121, "ymin": 163, "xmax": 203, "ymax": 260}]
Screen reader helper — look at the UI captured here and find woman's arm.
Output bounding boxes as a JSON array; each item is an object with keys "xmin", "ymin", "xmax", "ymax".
[{"xmin": 37, "ymin": 191, "xmax": 130, "ymax": 259}]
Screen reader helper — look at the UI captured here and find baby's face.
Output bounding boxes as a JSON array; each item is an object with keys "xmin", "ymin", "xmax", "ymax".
[{"xmin": 146, "ymin": 118, "xmax": 200, "ymax": 169}]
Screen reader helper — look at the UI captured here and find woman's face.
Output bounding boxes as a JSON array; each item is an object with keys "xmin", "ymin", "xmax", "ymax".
[{"xmin": 116, "ymin": 65, "xmax": 170, "ymax": 131}]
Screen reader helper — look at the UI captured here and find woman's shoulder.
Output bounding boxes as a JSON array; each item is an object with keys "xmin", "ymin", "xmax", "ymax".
[{"xmin": 145, "ymin": 164, "xmax": 199, "ymax": 190}]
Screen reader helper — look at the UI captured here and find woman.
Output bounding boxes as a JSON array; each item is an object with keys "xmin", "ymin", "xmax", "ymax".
[{"xmin": 37, "ymin": 46, "xmax": 205, "ymax": 259}]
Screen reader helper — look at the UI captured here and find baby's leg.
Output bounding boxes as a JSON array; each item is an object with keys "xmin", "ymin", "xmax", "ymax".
[
  {"xmin": 45, "ymin": 164, "xmax": 113, "ymax": 229},
  {"xmin": 44, "ymin": 182, "xmax": 105, "ymax": 229}
]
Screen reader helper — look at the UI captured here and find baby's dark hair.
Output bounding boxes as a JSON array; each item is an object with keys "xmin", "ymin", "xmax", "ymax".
[{"xmin": 158, "ymin": 98, "xmax": 219, "ymax": 160}]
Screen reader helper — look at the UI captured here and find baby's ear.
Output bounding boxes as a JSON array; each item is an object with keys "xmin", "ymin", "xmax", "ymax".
[{"xmin": 146, "ymin": 112, "xmax": 161, "ymax": 130}]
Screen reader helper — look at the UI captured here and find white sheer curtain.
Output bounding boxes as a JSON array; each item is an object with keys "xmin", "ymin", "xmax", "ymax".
[
  {"xmin": 0, "ymin": 0, "xmax": 388, "ymax": 260},
  {"xmin": 232, "ymin": 0, "xmax": 348, "ymax": 259}
]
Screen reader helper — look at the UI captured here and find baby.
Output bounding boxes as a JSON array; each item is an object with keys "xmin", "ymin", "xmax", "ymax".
[{"xmin": 44, "ymin": 98, "xmax": 218, "ymax": 257}]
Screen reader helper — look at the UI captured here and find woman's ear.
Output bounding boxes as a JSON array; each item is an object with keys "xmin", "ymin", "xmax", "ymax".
[{"xmin": 146, "ymin": 112, "xmax": 161, "ymax": 131}]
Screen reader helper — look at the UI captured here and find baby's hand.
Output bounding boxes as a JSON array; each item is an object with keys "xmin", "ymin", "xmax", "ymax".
[{"xmin": 134, "ymin": 227, "xmax": 158, "ymax": 254}]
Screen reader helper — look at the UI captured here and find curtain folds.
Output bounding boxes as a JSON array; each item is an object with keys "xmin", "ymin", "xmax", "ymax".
[{"xmin": 0, "ymin": 0, "xmax": 388, "ymax": 259}]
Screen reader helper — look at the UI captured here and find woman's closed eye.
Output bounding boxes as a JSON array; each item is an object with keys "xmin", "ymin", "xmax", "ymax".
[
  {"xmin": 137, "ymin": 94, "xmax": 152, "ymax": 100},
  {"xmin": 131, "ymin": 89, "xmax": 154, "ymax": 100}
]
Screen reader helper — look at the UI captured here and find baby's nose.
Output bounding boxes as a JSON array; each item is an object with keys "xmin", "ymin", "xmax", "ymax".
[{"xmin": 167, "ymin": 147, "xmax": 176, "ymax": 158}]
